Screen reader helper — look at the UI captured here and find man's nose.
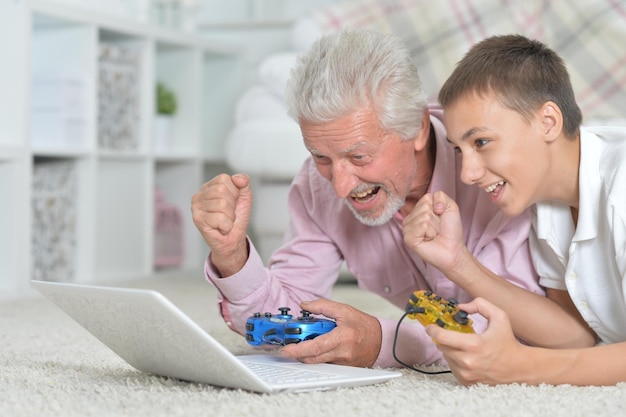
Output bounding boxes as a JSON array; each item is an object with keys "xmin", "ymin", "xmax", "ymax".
[{"xmin": 331, "ymin": 163, "xmax": 358, "ymax": 199}]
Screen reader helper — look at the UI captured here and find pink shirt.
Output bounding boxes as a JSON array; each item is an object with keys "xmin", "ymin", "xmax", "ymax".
[{"xmin": 205, "ymin": 106, "xmax": 543, "ymax": 368}]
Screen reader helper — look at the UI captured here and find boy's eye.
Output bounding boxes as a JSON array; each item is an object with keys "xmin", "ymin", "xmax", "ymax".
[{"xmin": 475, "ymin": 139, "xmax": 489, "ymax": 148}]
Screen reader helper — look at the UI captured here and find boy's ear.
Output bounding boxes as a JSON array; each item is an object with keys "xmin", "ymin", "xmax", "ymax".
[{"xmin": 540, "ymin": 101, "xmax": 563, "ymax": 142}]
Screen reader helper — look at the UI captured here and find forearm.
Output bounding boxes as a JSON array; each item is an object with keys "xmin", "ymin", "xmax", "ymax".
[
  {"xmin": 448, "ymin": 247, "xmax": 596, "ymax": 348},
  {"xmin": 206, "ymin": 240, "xmax": 340, "ymax": 335},
  {"xmin": 510, "ymin": 343, "xmax": 626, "ymax": 386},
  {"xmin": 205, "ymin": 247, "xmax": 268, "ymax": 335}
]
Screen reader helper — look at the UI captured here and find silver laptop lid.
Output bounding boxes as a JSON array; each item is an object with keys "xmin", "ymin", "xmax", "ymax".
[
  {"xmin": 31, "ymin": 280, "xmax": 401, "ymax": 394},
  {"xmin": 32, "ymin": 280, "xmax": 276, "ymax": 392}
]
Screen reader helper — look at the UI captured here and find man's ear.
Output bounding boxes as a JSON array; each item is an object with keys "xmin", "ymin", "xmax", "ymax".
[
  {"xmin": 414, "ymin": 108, "xmax": 431, "ymax": 151},
  {"xmin": 540, "ymin": 101, "xmax": 563, "ymax": 143}
]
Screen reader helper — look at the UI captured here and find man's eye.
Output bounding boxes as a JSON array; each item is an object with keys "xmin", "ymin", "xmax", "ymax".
[
  {"xmin": 351, "ymin": 154, "xmax": 371, "ymax": 165},
  {"xmin": 312, "ymin": 154, "xmax": 331, "ymax": 164},
  {"xmin": 453, "ymin": 146, "xmax": 462, "ymax": 154}
]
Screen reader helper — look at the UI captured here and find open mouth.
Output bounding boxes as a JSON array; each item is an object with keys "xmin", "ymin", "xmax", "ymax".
[
  {"xmin": 351, "ymin": 186, "xmax": 381, "ymax": 204},
  {"xmin": 484, "ymin": 180, "xmax": 505, "ymax": 195}
]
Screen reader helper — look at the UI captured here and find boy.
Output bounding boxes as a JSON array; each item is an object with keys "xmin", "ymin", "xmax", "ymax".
[{"xmin": 403, "ymin": 34, "xmax": 626, "ymax": 385}]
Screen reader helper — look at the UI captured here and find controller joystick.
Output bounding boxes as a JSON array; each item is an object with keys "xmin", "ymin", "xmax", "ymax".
[
  {"xmin": 245, "ymin": 307, "xmax": 337, "ymax": 346},
  {"xmin": 299, "ymin": 310, "xmax": 311, "ymax": 319},
  {"xmin": 405, "ymin": 290, "xmax": 475, "ymax": 333}
]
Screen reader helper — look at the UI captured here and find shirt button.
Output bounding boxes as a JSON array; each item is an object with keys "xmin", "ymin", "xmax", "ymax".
[
  {"xmin": 384, "ymin": 286, "xmax": 391, "ymax": 293},
  {"xmin": 579, "ymin": 301, "xmax": 589, "ymax": 310},
  {"xmin": 567, "ymin": 272, "xmax": 576, "ymax": 281}
]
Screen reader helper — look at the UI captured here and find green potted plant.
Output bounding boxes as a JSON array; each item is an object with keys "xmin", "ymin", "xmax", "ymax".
[
  {"xmin": 157, "ymin": 81, "xmax": 177, "ymax": 115},
  {"xmin": 155, "ymin": 81, "xmax": 177, "ymax": 151}
]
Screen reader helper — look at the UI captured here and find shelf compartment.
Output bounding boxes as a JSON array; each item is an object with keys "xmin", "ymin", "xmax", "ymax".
[
  {"xmin": 154, "ymin": 42, "xmax": 201, "ymax": 156},
  {"xmin": 154, "ymin": 160, "xmax": 202, "ymax": 270},
  {"xmin": 95, "ymin": 158, "xmax": 151, "ymax": 280},
  {"xmin": 201, "ymin": 52, "xmax": 243, "ymax": 161},
  {"xmin": 30, "ymin": 14, "xmax": 96, "ymax": 152},
  {"xmin": 97, "ymin": 30, "xmax": 150, "ymax": 153},
  {"xmin": 30, "ymin": 157, "xmax": 82, "ymax": 282}
]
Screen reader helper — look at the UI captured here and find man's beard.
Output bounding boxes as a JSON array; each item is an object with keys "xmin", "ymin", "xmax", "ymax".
[{"xmin": 344, "ymin": 186, "xmax": 405, "ymax": 227}]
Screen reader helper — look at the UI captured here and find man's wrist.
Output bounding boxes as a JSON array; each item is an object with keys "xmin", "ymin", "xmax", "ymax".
[{"xmin": 211, "ymin": 239, "xmax": 250, "ymax": 277}]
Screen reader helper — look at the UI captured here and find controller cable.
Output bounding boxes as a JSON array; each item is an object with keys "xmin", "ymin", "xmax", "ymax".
[{"xmin": 392, "ymin": 310, "xmax": 452, "ymax": 375}]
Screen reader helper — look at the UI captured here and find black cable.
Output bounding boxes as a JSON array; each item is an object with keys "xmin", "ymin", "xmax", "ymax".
[{"xmin": 392, "ymin": 311, "xmax": 452, "ymax": 375}]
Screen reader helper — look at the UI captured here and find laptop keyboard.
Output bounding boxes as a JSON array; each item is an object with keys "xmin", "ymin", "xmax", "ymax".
[{"xmin": 243, "ymin": 361, "xmax": 341, "ymax": 384}]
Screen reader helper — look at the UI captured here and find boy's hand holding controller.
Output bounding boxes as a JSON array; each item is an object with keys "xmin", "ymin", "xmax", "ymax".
[
  {"xmin": 426, "ymin": 297, "xmax": 526, "ymax": 386},
  {"xmin": 191, "ymin": 173, "xmax": 252, "ymax": 276}
]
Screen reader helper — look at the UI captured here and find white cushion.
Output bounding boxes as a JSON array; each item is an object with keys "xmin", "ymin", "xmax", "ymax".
[
  {"xmin": 225, "ymin": 119, "xmax": 308, "ymax": 180},
  {"xmin": 257, "ymin": 52, "xmax": 300, "ymax": 100},
  {"xmin": 234, "ymin": 85, "xmax": 291, "ymax": 124}
]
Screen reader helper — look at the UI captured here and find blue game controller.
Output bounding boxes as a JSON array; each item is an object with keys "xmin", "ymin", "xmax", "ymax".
[{"xmin": 245, "ymin": 307, "xmax": 337, "ymax": 346}]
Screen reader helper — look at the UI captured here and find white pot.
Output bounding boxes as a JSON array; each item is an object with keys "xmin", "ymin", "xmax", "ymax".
[{"xmin": 154, "ymin": 114, "xmax": 173, "ymax": 151}]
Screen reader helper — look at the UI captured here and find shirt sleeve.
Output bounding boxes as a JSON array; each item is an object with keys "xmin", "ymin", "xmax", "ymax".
[{"xmin": 532, "ymin": 237, "xmax": 568, "ymax": 291}]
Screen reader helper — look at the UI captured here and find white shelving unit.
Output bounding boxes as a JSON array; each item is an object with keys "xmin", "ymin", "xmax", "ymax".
[{"xmin": 2, "ymin": 0, "xmax": 243, "ymax": 298}]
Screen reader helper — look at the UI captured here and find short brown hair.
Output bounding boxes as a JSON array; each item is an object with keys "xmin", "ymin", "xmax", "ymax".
[{"xmin": 438, "ymin": 34, "xmax": 582, "ymax": 137}]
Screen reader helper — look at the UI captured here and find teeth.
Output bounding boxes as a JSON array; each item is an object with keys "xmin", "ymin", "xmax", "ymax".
[
  {"xmin": 353, "ymin": 188, "xmax": 375, "ymax": 199},
  {"xmin": 485, "ymin": 180, "xmax": 505, "ymax": 193}
]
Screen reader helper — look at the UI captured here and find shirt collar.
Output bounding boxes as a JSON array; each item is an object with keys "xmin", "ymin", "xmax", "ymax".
[
  {"xmin": 427, "ymin": 110, "xmax": 459, "ymax": 198},
  {"xmin": 574, "ymin": 127, "xmax": 602, "ymax": 241}
]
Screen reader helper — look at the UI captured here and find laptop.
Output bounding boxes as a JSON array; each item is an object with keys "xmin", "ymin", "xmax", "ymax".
[{"xmin": 31, "ymin": 280, "xmax": 401, "ymax": 394}]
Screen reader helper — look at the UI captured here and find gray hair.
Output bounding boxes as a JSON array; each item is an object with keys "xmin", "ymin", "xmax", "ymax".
[{"xmin": 285, "ymin": 29, "xmax": 428, "ymax": 141}]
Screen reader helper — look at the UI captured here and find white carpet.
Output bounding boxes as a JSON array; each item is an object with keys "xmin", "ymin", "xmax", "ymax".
[{"xmin": 2, "ymin": 272, "xmax": 625, "ymax": 417}]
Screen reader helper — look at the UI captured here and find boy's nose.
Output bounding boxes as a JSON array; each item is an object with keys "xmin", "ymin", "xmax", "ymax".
[{"xmin": 460, "ymin": 154, "xmax": 484, "ymax": 185}]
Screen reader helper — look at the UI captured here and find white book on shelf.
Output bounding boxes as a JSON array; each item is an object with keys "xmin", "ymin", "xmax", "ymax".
[{"xmin": 30, "ymin": 76, "xmax": 88, "ymax": 148}]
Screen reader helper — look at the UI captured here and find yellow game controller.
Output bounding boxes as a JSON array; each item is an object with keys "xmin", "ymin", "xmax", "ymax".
[{"xmin": 405, "ymin": 290, "xmax": 475, "ymax": 333}]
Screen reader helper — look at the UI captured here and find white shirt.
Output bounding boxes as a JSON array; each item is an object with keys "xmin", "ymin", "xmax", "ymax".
[{"xmin": 533, "ymin": 126, "xmax": 626, "ymax": 343}]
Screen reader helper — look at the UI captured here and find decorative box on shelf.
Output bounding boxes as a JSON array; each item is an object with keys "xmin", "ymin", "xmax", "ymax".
[
  {"xmin": 154, "ymin": 188, "xmax": 184, "ymax": 268},
  {"xmin": 98, "ymin": 43, "xmax": 141, "ymax": 151},
  {"xmin": 31, "ymin": 159, "xmax": 77, "ymax": 282}
]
